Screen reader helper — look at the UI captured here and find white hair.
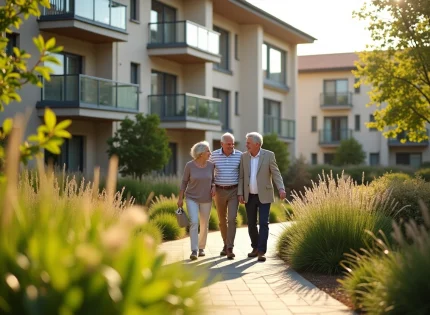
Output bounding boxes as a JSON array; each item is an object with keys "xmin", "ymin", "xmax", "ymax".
[
  {"xmin": 221, "ymin": 132, "xmax": 235, "ymax": 143},
  {"xmin": 190, "ymin": 141, "xmax": 210, "ymax": 159},
  {"xmin": 246, "ymin": 132, "xmax": 263, "ymax": 146}
]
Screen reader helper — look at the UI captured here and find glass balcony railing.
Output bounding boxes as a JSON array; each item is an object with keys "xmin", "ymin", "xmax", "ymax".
[
  {"xmin": 40, "ymin": 74, "xmax": 139, "ymax": 111},
  {"xmin": 319, "ymin": 128, "xmax": 353, "ymax": 144},
  {"xmin": 388, "ymin": 129, "xmax": 429, "ymax": 146},
  {"xmin": 148, "ymin": 94, "xmax": 221, "ymax": 123},
  {"xmin": 41, "ymin": 0, "xmax": 127, "ymax": 31},
  {"xmin": 263, "ymin": 115, "xmax": 295, "ymax": 139},
  {"xmin": 320, "ymin": 92, "xmax": 353, "ymax": 107},
  {"xmin": 148, "ymin": 21, "xmax": 220, "ymax": 55}
]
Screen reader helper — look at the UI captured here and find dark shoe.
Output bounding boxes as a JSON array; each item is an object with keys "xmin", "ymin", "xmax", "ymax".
[
  {"xmin": 248, "ymin": 248, "xmax": 258, "ymax": 258},
  {"xmin": 198, "ymin": 249, "xmax": 205, "ymax": 257},
  {"xmin": 226, "ymin": 248, "xmax": 235, "ymax": 259},
  {"xmin": 257, "ymin": 253, "xmax": 266, "ymax": 262},
  {"xmin": 190, "ymin": 251, "xmax": 198, "ymax": 260},
  {"xmin": 220, "ymin": 245, "xmax": 227, "ymax": 256}
]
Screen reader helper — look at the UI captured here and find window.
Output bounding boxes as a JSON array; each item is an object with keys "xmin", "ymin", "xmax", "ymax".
[
  {"xmin": 235, "ymin": 91, "xmax": 239, "ymax": 116},
  {"xmin": 262, "ymin": 43, "xmax": 286, "ymax": 85},
  {"xmin": 6, "ymin": 33, "xmax": 18, "ymax": 56},
  {"xmin": 213, "ymin": 88, "xmax": 230, "ymax": 130},
  {"xmin": 163, "ymin": 143, "xmax": 177, "ymax": 175},
  {"xmin": 213, "ymin": 26, "xmax": 229, "ymax": 71},
  {"xmin": 234, "ymin": 34, "xmax": 239, "ymax": 60},
  {"xmin": 311, "ymin": 153, "xmax": 317, "ymax": 165},
  {"xmin": 150, "ymin": 70, "xmax": 177, "ymax": 117},
  {"xmin": 130, "ymin": 63, "xmax": 139, "ymax": 85},
  {"xmin": 355, "ymin": 115, "xmax": 360, "ymax": 131},
  {"xmin": 354, "ymin": 77, "xmax": 360, "ymax": 94},
  {"xmin": 369, "ymin": 153, "xmax": 380, "ymax": 166},
  {"xmin": 151, "ymin": 70, "xmax": 177, "ymax": 95},
  {"xmin": 45, "ymin": 135, "xmax": 84, "ymax": 172},
  {"xmin": 369, "ymin": 114, "xmax": 377, "ymax": 131},
  {"xmin": 324, "ymin": 153, "xmax": 335, "ymax": 165},
  {"xmin": 396, "ymin": 153, "xmax": 422, "ymax": 168},
  {"xmin": 264, "ymin": 99, "xmax": 281, "ymax": 135},
  {"xmin": 150, "ymin": 0, "xmax": 177, "ymax": 43},
  {"xmin": 311, "ymin": 116, "xmax": 317, "ymax": 132},
  {"xmin": 323, "ymin": 79, "xmax": 349, "ymax": 105},
  {"xmin": 130, "ymin": 0, "xmax": 139, "ymax": 21}
]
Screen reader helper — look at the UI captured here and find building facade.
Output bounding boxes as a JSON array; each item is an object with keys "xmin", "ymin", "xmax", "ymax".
[
  {"xmin": 297, "ymin": 52, "xmax": 430, "ymax": 168},
  {"xmin": 1, "ymin": 0, "xmax": 314, "ymax": 175}
]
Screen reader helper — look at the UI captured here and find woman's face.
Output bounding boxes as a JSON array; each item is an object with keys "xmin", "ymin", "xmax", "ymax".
[{"xmin": 201, "ymin": 147, "xmax": 211, "ymax": 161}]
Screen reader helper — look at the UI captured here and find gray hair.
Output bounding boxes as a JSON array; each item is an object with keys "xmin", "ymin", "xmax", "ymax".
[
  {"xmin": 246, "ymin": 132, "xmax": 263, "ymax": 146},
  {"xmin": 221, "ymin": 132, "xmax": 235, "ymax": 143},
  {"xmin": 190, "ymin": 141, "xmax": 210, "ymax": 159}
]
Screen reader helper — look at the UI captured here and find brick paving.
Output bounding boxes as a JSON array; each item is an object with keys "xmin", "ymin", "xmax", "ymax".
[{"xmin": 158, "ymin": 223, "xmax": 354, "ymax": 315}]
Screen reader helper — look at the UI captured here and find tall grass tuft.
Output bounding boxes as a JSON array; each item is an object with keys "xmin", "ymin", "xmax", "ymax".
[
  {"xmin": 152, "ymin": 213, "xmax": 186, "ymax": 240},
  {"xmin": 340, "ymin": 203, "xmax": 430, "ymax": 314},
  {"xmin": 277, "ymin": 171, "xmax": 398, "ymax": 274},
  {"xmin": 148, "ymin": 196, "xmax": 178, "ymax": 220}
]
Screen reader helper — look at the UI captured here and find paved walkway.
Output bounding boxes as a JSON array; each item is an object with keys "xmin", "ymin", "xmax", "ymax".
[{"xmin": 158, "ymin": 223, "xmax": 354, "ymax": 315}]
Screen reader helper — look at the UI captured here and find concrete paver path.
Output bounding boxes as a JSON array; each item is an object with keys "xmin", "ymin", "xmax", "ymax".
[{"xmin": 158, "ymin": 223, "xmax": 354, "ymax": 315}]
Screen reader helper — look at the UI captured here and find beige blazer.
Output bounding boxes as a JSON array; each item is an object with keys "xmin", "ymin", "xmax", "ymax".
[{"xmin": 238, "ymin": 149, "xmax": 285, "ymax": 204}]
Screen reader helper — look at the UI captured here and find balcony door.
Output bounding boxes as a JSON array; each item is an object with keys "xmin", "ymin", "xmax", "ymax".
[
  {"xmin": 46, "ymin": 52, "xmax": 82, "ymax": 102},
  {"xmin": 45, "ymin": 135, "xmax": 84, "ymax": 172},
  {"xmin": 151, "ymin": 0, "xmax": 177, "ymax": 44},
  {"xmin": 213, "ymin": 88, "xmax": 229, "ymax": 131},
  {"xmin": 324, "ymin": 79, "xmax": 348, "ymax": 105},
  {"xmin": 264, "ymin": 99, "xmax": 281, "ymax": 135},
  {"xmin": 151, "ymin": 70, "xmax": 177, "ymax": 117},
  {"xmin": 324, "ymin": 117, "xmax": 348, "ymax": 142}
]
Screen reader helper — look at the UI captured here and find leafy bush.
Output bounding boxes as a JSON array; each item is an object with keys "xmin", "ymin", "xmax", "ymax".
[
  {"xmin": 415, "ymin": 168, "xmax": 430, "ymax": 182},
  {"xmin": 270, "ymin": 201, "xmax": 287, "ymax": 223},
  {"xmin": 152, "ymin": 213, "xmax": 186, "ymax": 241},
  {"xmin": 209, "ymin": 208, "xmax": 220, "ymax": 231},
  {"xmin": 149, "ymin": 196, "xmax": 178, "ymax": 220},
  {"xmin": 136, "ymin": 222, "xmax": 163, "ymax": 245},
  {"xmin": 370, "ymin": 174, "xmax": 430, "ymax": 224},
  {"xmin": 333, "ymin": 138, "xmax": 366, "ymax": 166},
  {"xmin": 277, "ymin": 172, "xmax": 397, "ymax": 274},
  {"xmin": 340, "ymin": 205, "xmax": 430, "ymax": 314},
  {"xmin": 262, "ymin": 133, "xmax": 289, "ymax": 174},
  {"xmin": 0, "ymin": 160, "xmax": 204, "ymax": 314},
  {"xmin": 238, "ymin": 204, "xmax": 247, "ymax": 224},
  {"xmin": 283, "ymin": 155, "xmax": 312, "ymax": 200}
]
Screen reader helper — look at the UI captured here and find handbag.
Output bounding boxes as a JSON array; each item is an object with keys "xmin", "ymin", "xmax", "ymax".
[{"xmin": 175, "ymin": 207, "xmax": 189, "ymax": 228}]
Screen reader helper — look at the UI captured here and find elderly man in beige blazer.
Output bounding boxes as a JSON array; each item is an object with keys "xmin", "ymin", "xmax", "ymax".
[{"xmin": 238, "ymin": 132, "xmax": 286, "ymax": 262}]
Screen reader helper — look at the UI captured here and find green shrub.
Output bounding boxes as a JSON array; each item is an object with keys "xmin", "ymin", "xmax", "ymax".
[
  {"xmin": 380, "ymin": 172, "xmax": 411, "ymax": 182},
  {"xmin": 238, "ymin": 204, "xmax": 247, "ymax": 224},
  {"xmin": 277, "ymin": 172, "xmax": 397, "ymax": 274},
  {"xmin": 270, "ymin": 201, "xmax": 287, "ymax": 223},
  {"xmin": 284, "ymin": 155, "xmax": 312, "ymax": 200},
  {"xmin": 149, "ymin": 196, "xmax": 178, "ymax": 220},
  {"xmin": 370, "ymin": 174, "xmax": 430, "ymax": 224},
  {"xmin": 415, "ymin": 168, "xmax": 430, "ymax": 182},
  {"xmin": 235, "ymin": 211, "xmax": 243, "ymax": 227},
  {"xmin": 333, "ymin": 138, "xmax": 366, "ymax": 166},
  {"xmin": 136, "ymin": 221, "xmax": 163, "ymax": 245},
  {"xmin": 0, "ymin": 165, "xmax": 204, "ymax": 314},
  {"xmin": 340, "ymin": 206, "xmax": 430, "ymax": 314},
  {"xmin": 152, "ymin": 213, "xmax": 186, "ymax": 240},
  {"xmin": 209, "ymin": 208, "xmax": 220, "ymax": 231}
]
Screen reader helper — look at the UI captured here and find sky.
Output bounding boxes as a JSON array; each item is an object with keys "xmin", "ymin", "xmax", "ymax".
[{"xmin": 247, "ymin": 0, "xmax": 373, "ymax": 56}]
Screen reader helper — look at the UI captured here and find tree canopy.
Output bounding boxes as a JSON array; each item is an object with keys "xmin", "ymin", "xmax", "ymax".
[
  {"xmin": 333, "ymin": 138, "xmax": 366, "ymax": 166},
  {"xmin": 354, "ymin": 0, "xmax": 430, "ymax": 142},
  {"xmin": 262, "ymin": 133, "xmax": 289, "ymax": 174}
]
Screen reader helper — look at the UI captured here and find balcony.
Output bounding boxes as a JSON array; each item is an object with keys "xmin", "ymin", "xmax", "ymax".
[
  {"xmin": 38, "ymin": 0, "xmax": 128, "ymax": 43},
  {"xmin": 320, "ymin": 92, "xmax": 353, "ymax": 110},
  {"xmin": 36, "ymin": 74, "xmax": 139, "ymax": 120},
  {"xmin": 147, "ymin": 21, "xmax": 221, "ymax": 64},
  {"xmin": 388, "ymin": 130, "xmax": 429, "ymax": 147},
  {"xmin": 148, "ymin": 93, "xmax": 222, "ymax": 131},
  {"xmin": 263, "ymin": 115, "xmax": 295, "ymax": 140},
  {"xmin": 319, "ymin": 128, "xmax": 353, "ymax": 147}
]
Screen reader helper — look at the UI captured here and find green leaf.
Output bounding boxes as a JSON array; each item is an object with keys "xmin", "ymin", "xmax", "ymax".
[
  {"xmin": 43, "ymin": 142, "xmax": 61, "ymax": 154},
  {"xmin": 55, "ymin": 120, "xmax": 72, "ymax": 130},
  {"xmin": 45, "ymin": 37, "xmax": 56, "ymax": 50},
  {"xmin": 2, "ymin": 119, "xmax": 13, "ymax": 135},
  {"xmin": 54, "ymin": 130, "xmax": 72, "ymax": 139},
  {"xmin": 44, "ymin": 108, "xmax": 57, "ymax": 131}
]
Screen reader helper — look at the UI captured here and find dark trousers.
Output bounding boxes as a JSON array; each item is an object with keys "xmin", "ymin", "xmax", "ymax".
[{"xmin": 245, "ymin": 194, "xmax": 271, "ymax": 253}]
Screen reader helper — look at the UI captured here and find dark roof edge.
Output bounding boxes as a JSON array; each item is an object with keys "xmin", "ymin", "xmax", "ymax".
[
  {"xmin": 299, "ymin": 67, "xmax": 356, "ymax": 73},
  {"xmin": 231, "ymin": 0, "xmax": 317, "ymax": 43}
]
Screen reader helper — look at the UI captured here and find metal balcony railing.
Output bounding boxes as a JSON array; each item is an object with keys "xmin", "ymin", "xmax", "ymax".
[
  {"xmin": 388, "ymin": 129, "xmax": 430, "ymax": 146},
  {"xmin": 320, "ymin": 92, "xmax": 353, "ymax": 107},
  {"xmin": 148, "ymin": 20, "xmax": 220, "ymax": 55},
  {"xmin": 41, "ymin": 0, "xmax": 127, "ymax": 31},
  {"xmin": 319, "ymin": 128, "xmax": 353, "ymax": 144},
  {"xmin": 40, "ymin": 74, "xmax": 139, "ymax": 111}
]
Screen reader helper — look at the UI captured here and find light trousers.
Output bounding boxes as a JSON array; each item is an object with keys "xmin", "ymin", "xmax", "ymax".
[{"xmin": 186, "ymin": 198, "xmax": 212, "ymax": 252}]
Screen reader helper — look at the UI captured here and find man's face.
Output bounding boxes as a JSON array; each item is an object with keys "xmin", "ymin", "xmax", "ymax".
[
  {"xmin": 221, "ymin": 136, "xmax": 234, "ymax": 155},
  {"xmin": 246, "ymin": 137, "xmax": 260, "ymax": 153}
]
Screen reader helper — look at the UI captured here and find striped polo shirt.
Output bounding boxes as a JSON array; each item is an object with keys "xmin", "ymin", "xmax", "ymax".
[{"xmin": 210, "ymin": 148, "xmax": 242, "ymax": 186}]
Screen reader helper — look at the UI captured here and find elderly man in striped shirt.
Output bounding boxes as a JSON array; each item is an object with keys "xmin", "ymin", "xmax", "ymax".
[{"xmin": 210, "ymin": 132, "xmax": 242, "ymax": 259}]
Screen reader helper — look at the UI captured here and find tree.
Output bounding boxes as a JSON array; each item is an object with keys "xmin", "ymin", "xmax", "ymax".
[
  {"xmin": 354, "ymin": 0, "xmax": 430, "ymax": 142},
  {"xmin": 333, "ymin": 138, "xmax": 366, "ymax": 166},
  {"xmin": 0, "ymin": 0, "xmax": 70, "ymax": 176},
  {"xmin": 107, "ymin": 114, "xmax": 171, "ymax": 179},
  {"xmin": 262, "ymin": 133, "xmax": 289, "ymax": 174}
]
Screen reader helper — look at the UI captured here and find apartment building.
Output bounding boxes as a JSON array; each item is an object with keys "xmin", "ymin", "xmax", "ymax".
[
  {"xmin": 297, "ymin": 52, "xmax": 430, "ymax": 168},
  {"xmin": 1, "ymin": 0, "xmax": 314, "ymax": 175}
]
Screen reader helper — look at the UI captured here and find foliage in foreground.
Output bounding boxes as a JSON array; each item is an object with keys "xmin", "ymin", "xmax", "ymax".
[
  {"xmin": 340, "ymin": 204, "xmax": 430, "ymax": 314},
  {"xmin": 0, "ymin": 156, "xmax": 205, "ymax": 314},
  {"xmin": 277, "ymin": 172, "xmax": 397, "ymax": 274}
]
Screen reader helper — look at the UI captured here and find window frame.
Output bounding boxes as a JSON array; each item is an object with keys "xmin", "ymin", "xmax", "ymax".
[
  {"xmin": 6, "ymin": 33, "xmax": 19, "ymax": 56},
  {"xmin": 130, "ymin": 62, "xmax": 140, "ymax": 85},
  {"xmin": 213, "ymin": 88, "xmax": 230, "ymax": 131},
  {"xmin": 369, "ymin": 114, "xmax": 377, "ymax": 131},
  {"xmin": 311, "ymin": 116, "xmax": 317, "ymax": 132},
  {"xmin": 262, "ymin": 42, "xmax": 287, "ymax": 86},
  {"xmin": 213, "ymin": 25, "xmax": 230, "ymax": 72},
  {"xmin": 130, "ymin": 0, "xmax": 139, "ymax": 22},
  {"xmin": 234, "ymin": 91, "xmax": 239, "ymax": 116},
  {"xmin": 354, "ymin": 114, "xmax": 360, "ymax": 131},
  {"xmin": 234, "ymin": 34, "xmax": 239, "ymax": 61},
  {"xmin": 311, "ymin": 153, "xmax": 317, "ymax": 165},
  {"xmin": 369, "ymin": 153, "xmax": 380, "ymax": 166},
  {"xmin": 150, "ymin": 70, "xmax": 177, "ymax": 95}
]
